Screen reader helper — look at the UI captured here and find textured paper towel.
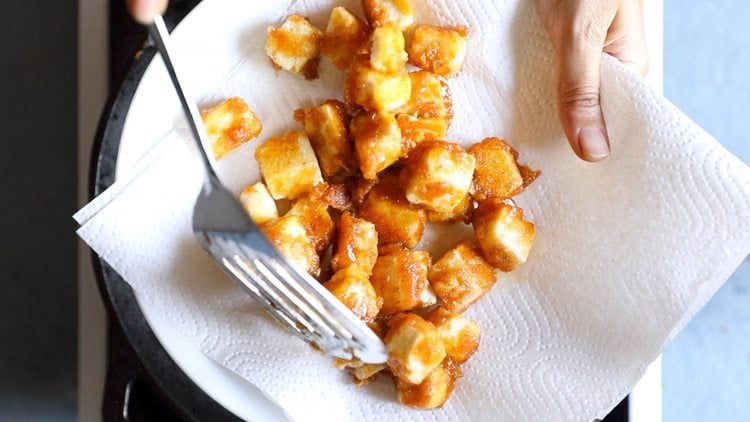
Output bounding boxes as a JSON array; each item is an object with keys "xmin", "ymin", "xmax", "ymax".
[{"xmin": 76, "ymin": 0, "xmax": 750, "ymax": 420}]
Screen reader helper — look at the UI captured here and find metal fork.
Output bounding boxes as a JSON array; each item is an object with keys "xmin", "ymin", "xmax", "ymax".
[{"xmin": 148, "ymin": 15, "xmax": 387, "ymax": 364}]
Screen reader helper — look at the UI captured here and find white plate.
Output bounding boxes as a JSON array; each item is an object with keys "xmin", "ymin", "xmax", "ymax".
[{"xmin": 117, "ymin": 0, "xmax": 293, "ymax": 420}]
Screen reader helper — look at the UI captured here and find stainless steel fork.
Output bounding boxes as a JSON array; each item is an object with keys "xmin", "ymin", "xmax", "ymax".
[{"xmin": 148, "ymin": 15, "xmax": 387, "ymax": 364}]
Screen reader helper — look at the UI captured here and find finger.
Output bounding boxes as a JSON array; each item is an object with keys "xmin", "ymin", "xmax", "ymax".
[
  {"xmin": 554, "ymin": 21, "xmax": 611, "ymax": 162},
  {"xmin": 605, "ymin": 0, "xmax": 649, "ymax": 77},
  {"xmin": 127, "ymin": 0, "xmax": 168, "ymax": 25}
]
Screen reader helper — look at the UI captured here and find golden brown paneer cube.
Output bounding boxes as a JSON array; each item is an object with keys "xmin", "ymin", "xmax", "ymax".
[
  {"xmin": 321, "ymin": 7, "xmax": 370, "ymax": 70},
  {"xmin": 407, "ymin": 25, "xmax": 468, "ymax": 77},
  {"xmin": 370, "ymin": 245, "xmax": 435, "ymax": 314},
  {"xmin": 287, "ymin": 194, "xmax": 334, "ymax": 254},
  {"xmin": 255, "ymin": 131, "xmax": 323, "ymax": 200},
  {"xmin": 294, "ymin": 100, "xmax": 356, "ymax": 178},
  {"xmin": 350, "ymin": 110, "xmax": 403, "ymax": 180},
  {"xmin": 360, "ymin": 181, "xmax": 426, "ymax": 248},
  {"xmin": 331, "ymin": 213, "xmax": 379, "ymax": 275},
  {"xmin": 401, "ymin": 141, "xmax": 476, "ymax": 214},
  {"xmin": 201, "ymin": 97, "xmax": 263, "ymax": 160},
  {"xmin": 396, "ymin": 71, "xmax": 453, "ymax": 120},
  {"xmin": 429, "ymin": 239, "xmax": 497, "ymax": 313},
  {"xmin": 384, "ymin": 313, "xmax": 446, "ymax": 384},
  {"xmin": 362, "ymin": 0, "xmax": 415, "ymax": 31},
  {"xmin": 395, "ymin": 358, "xmax": 462, "ymax": 409},
  {"xmin": 335, "ymin": 358, "xmax": 388, "ymax": 386},
  {"xmin": 239, "ymin": 182, "xmax": 278, "ymax": 225},
  {"xmin": 370, "ymin": 24, "xmax": 408, "ymax": 72},
  {"xmin": 469, "ymin": 137, "xmax": 536, "ymax": 201},
  {"xmin": 345, "ymin": 55, "xmax": 412, "ymax": 113},
  {"xmin": 396, "ymin": 114, "xmax": 449, "ymax": 153},
  {"xmin": 472, "ymin": 199, "xmax": 535, "ymax": 272},
  {"xmin": 266, "ymin": 15, "xmax": 322, "ymax": 77},
  {"xmin": 427, "ymin": 193, "xmax": 473, "ymax": 224},
  {"xmin": 324, "ymin": 266, "xmax": 382, "ymax": 323},
  {"xmin": 423, "ymin": 307, "xmax": 480, "ymax": 364},
  {"xmin": 261, "ymin": 215, "xmax": 320, "ymax": 276}
]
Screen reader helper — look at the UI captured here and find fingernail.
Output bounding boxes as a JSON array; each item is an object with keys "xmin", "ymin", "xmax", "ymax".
[{"xmin": 578, "ymin": 127, "xmax": 610, "ymax": 161}]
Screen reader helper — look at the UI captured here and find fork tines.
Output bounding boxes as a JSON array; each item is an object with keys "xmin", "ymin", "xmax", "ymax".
[{"xmin": 211, "ymin": 234, "xmax": 387, "ymax": 364}]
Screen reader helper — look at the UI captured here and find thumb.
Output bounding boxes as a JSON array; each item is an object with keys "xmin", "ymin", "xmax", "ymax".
[
  {"xmin": 555, "ymin": 34, "xmax": 611, "ymax": 162},
  {"xmin": 127, "ymin": 0, "xmax": 168, "ymax": 25}
]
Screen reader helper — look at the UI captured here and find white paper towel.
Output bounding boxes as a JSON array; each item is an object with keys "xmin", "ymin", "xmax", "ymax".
[{"xmin": 76, "ymin": 0, "xmax": 750, "ymax": 420}]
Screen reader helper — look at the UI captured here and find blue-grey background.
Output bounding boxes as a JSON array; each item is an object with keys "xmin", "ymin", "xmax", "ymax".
[{"xmin": 663, "ymin": 0, "xmax": 750, "ymax": 420}]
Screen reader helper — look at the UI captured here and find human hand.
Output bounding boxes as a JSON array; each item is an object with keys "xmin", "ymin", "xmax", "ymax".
[
  {"xmin": 127, "ymin": 0, "xmax": 169, "ymax": 25},
  {"xmin": 536, "ymin": 0, "xmax": 648, "ymax": 162}
]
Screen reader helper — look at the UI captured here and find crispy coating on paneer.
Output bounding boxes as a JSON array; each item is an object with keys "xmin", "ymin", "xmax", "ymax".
[
  {"xmin": 324, "ymin": 266, "xmax": 382, "ymax": 323},
  {"xmin": 396, "ymin": 71, "xmax": 453, "ymax": 120},
  {"xmin": 429, "ymin": 239, "xmax": 497, "ymax": 313},
  {"xmin": 423, "ymin": 307, "xmax": 480, "ymax": 364},
  {"xmin": 335, "ymin": 358, "xmax": 388, "ymax": 386},
  {"xmin": 407, "ymin": 25, "xmax": 468, "ymax": 77},
  {"xmin": 255, "ymin": 131, "xmax": 323, "ymax": 200},
  {"xmin": 239, "ymin": 182, "xmax": 278, "ymax": 225},
  {"xmin": 201, "ymin": 97, "xmax": 262, "ymax": 160},
  {"xmin": 370, "ymin": 24, "xmax": 408, "ymax": 72},
  {"xmin": 331, "ymin": 213, "xmax": 379, "ymax": 275},
  {"xmin": 401, "ymin": 141, "xmax": 476, "ymax": 214},
  {"xmin": 472, "ymin": 199, "xmax": 535, "ymax": 272},
  {"xmin": 350, "ymin": 110, "xmax": 403, "ymax": 180},
  {"xmin": 321, "ymin": 7, "xmax": 370, "ymax": 70},
  {"xmin": 287, "ymin": 194, "xmax": 334, "ymax": 254},
  {"xmin": 294, "ymin": 100, "xmax": 356, "ymax": 178},
  {"xmin": 370, "ymin": 245, "xmax": 434, "ymax": 314},
  {"xmin": 261, "ymin": 215, "xmax": 320, "ymax": 276},
  {"xmin": 311, "ymin": 182, "xmax": 353, "ymax": 212},
  {"xmin": 427, "ymin": 193, "xmax": 473, "ymax": 224},
  {"xmin": 362, "ymin": 0, "xmax": 415, "ymax": 31},
  {"xmin": 469, "ymin": 137, "xmax": 540, "ymax": 201},
  {"xmin": 345, "ymin": 55, "xmax": 412, "ymax": 113},
  {"xmin": 395, "ymin": 358, "xmax": 462, "ymax": 409},
  {"xmin": 384, "ymin": 313, "xmax": 446, "ymax": 384},
  {"xmin": 360, "ymin": 180, "xmax": 426, "ymax": 248},
  {"xmin": 266, "ymin": 15, "xmax": 322, "ymax": 78},
  {"xmin": 397, "ymin": 114, "xmax": 449, "ymax": 153}
]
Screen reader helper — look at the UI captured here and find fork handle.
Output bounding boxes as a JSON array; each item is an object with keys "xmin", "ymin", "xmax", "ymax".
[{"xmin": 149, "ymin": 15, "xmax": 219, "ymax": 185}]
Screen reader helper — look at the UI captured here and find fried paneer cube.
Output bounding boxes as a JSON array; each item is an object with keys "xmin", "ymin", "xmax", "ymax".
[
  {"xmin": 370, "ymin": 245, "xmax": 435, "ymax": 314},
  {"xmin": 350, "ymin": 110, "xmax": 403, "ymax": 180},
  {"xmin": 201, "ymin": 97, "xmax": 262, "ymax": 160},
  {"xmin": 469, "ymin": 137, "xmax": 535, "ymax": 201},
  {"xmin": 331, "ymin": 213, "xmax": 379, "ymax": 275},
  {"xmin": 407, "ymin": 25, "xmax": 468, "ymax": 77},
  {"xmin": 287, "ymin": 194, "xmax": 334, "ymax": 254},
  {"xmin": 360, "ymin": 181, "xmax": 426, "ymax": 248},
  {"xmin": 427, "ymin": 193, "xmax": 473, "ymax": 224},
  {"xmin": 324, "ymin": 266, "xmax": 382, "ymax": 323},
  {"xmin": 397, "ymin": 114, "xmax": 449, "ymax": 153},
  {"xmin": 429, "ymin": 240, "xmax": 497, "ymax": 313},
  {"xmin": 384, "ymin": 313, "xmax": 446, "ymax": 384},
  {"xmin": 423, "ymin": 307, "xmax": 480, "ymax": 364},
  {"xmin": 401, "ymin": 141, "xmax": 476, "ymax": 214},
  {"xmin": 397, "ymin": 71, "xmax": 453, "ymax": 120},
  {"xmin": 370, "ymin": 24, "xmax": 408, "ymax": 72},
  {"xmin": 472, "ymin": 199, "xmax": 535, "ymax": 272},
  {"xmin": 294, "ymin": 100, "xmax": 356, "ymax": 178},
  {"xmin": 239, "ymin": 182, "xmax": 278, "ymax": 225},
  {"xmin": 266, "ymin": 15, "xmax": 322, "ymax": 77},
  {"xmin": 345, "ymin": 55, "xmax": 412, "ymax": 113},
  {"xmin": 255, "ymin": 131, "xmax": 323, "ymax": 200},
  {"xmin": 321, "ymin": 7, "xmax": 370, "ymax": 70},
  {"xmin": 395, "ymin": 358, "xmax": 462, "ymax": 409},
  {"xmin": 362, "ymin": 0, "xmax": 415, "ymax": 31},
  {"xmin": 261, "ymin": 215, "xmax": 320, "ymax": 276}
]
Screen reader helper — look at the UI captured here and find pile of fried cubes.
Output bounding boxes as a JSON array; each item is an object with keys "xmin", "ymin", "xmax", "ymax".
[{"xmin": 199, "ymin": 0, "xmax": 539, "ymax": 409}]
